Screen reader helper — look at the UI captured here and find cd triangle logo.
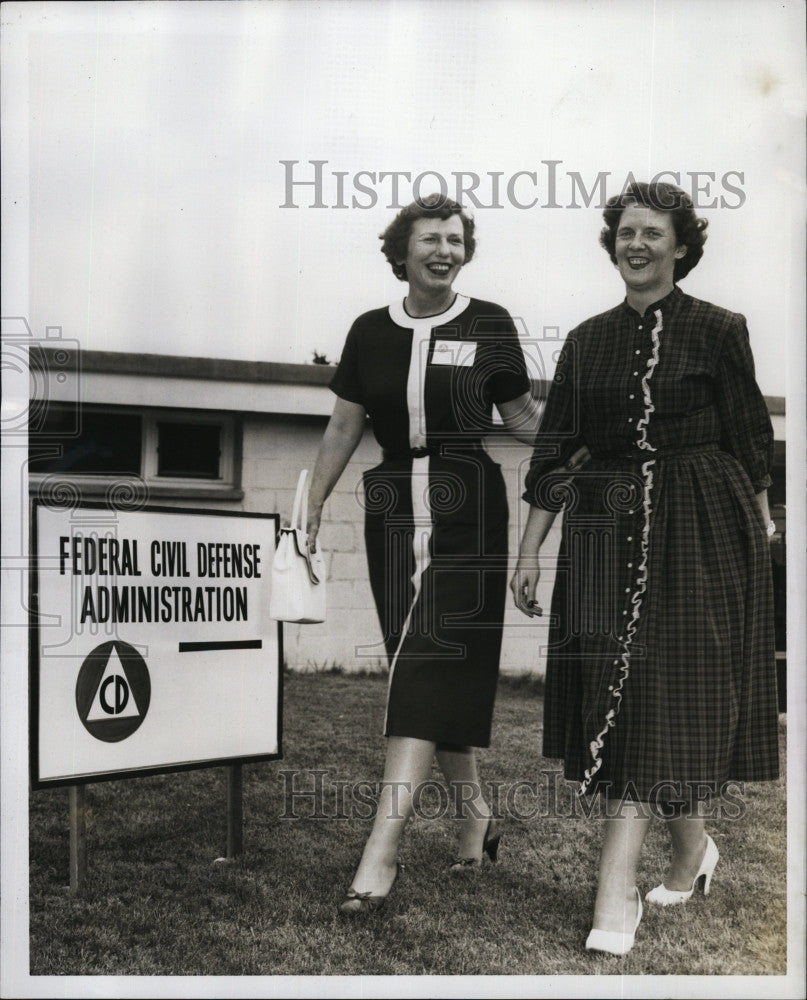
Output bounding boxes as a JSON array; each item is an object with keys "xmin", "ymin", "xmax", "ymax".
[
  {"xmin": 75, "ymin": 640, "xmax": 151, "ymax": 743},
  {"xmin": 86, "ymin": 646, "xmax": 141, "ymax": 721}
]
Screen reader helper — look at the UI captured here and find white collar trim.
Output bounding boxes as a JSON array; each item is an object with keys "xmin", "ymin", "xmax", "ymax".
[{"xmin": 388, "ymin": 293, "xmax": 470, "ymax": 329}]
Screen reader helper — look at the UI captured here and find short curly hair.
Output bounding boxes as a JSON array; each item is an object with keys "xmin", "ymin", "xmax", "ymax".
[
  {"xmin": 379, "ymin": 194, "xmax": 476, "ymax": 281},
  {"xmin": 599, "ymin": 181, "xmax": 708, "ymax": 281}
]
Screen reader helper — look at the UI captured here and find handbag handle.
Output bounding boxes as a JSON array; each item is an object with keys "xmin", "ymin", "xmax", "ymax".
[{"xmin": 290, "ymin": 469, "xmax": 309, "ymax": 534}]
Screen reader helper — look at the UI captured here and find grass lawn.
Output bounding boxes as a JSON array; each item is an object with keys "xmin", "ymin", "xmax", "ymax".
[{"xmin": 29, "ymin": 671, "xmax": 787, "ymax": 977}]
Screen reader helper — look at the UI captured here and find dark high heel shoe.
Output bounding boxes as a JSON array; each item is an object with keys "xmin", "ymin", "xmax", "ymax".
[
  {"xmin": 449, "ymin": 818, "xmax": 502, "ymax": 872},
  {"xmin": 338, "ymin": 862, "xmax": 402, "ymax": 916}
]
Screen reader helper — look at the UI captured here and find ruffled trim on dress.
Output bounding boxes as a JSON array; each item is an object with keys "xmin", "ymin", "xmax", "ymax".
[{"xmin": 579, "ymin": 308, "xmax": 662, "ymax": 796}]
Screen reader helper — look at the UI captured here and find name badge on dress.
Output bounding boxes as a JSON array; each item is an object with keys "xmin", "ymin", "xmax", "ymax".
[{"xmin": 431, "ymin": 340, "xmax": 477, "ymax": 367}]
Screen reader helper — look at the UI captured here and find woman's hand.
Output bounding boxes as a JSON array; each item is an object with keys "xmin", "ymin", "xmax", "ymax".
[
  {"xmin": 510, "ymin": 557, "xmax": 543, "ymax": 617},
  {"xmin": 510, "ymin": 505, "xmax": 558, "ymax": 617},
  {"xmin": 564, "ymin": 444, "xmax": 591, "ymax": 472},
  {"xmin": 508, "ymin": 447, "xmax": 588, "ymax": 615},
  {"xmin": 306, "ymin": 504, "xmax": 323, "ymax": 554}
]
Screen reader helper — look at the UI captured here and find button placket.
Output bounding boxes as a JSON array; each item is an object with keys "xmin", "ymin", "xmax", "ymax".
[
  {"xmin": 631, "ymin": 322, "xmax": 647, "ymax": 446},
  {"xmin": 628, "ymin": 327, "xmax": 643, "ymax": 438}
]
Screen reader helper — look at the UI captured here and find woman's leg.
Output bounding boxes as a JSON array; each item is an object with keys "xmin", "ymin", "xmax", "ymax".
[
  {"xmin": 591, "ymin": 798, "xmax": 652, "ymax": 933},
  {"xmin": 661, "ymin": 811, "xmax": 708, "ymax": 890},
  {"xmin": 347, "ymin": 736, "xmax": 436, "ymax": 894},
  {"xmin": 436, "ymin": 745, "xmax": 493, "ymax": 858}
]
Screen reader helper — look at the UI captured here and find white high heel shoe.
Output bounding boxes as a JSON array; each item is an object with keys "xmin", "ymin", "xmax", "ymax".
[
  {"xmin": 585, "ymin": 887, "xmax": 643, "ymax": 956},
  {"xmin": 645, "ymin": 834, "xmax": 719, "ymax": 906}
]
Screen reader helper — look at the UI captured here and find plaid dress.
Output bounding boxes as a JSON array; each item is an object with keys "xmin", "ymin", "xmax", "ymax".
[{"xmin": 524, "ymin": 286, "xmax": 779, "ymax": 799}]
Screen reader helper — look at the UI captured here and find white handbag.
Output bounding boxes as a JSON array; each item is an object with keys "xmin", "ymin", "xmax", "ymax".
[{"xmin": 269, "ymin": 469, "xmax": 327, "ymax": 624}]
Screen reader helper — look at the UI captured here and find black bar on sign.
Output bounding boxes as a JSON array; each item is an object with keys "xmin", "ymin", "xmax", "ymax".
[{"xmin": 178, "ymin": 640, "xmax": 263, "ymax": 652}]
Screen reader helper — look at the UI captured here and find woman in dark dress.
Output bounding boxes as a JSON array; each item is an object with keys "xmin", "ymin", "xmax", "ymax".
[
  {"xmin": 511, "ymin": 181, "xmax": 778, "ymax": 955},
  {"xmin": 307, "ymin": 194, "xmax": 578, "ymax": 914}
]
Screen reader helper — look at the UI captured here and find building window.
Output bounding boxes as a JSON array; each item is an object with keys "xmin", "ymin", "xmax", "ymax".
[
  {"xmin": 29, "ymin": 404, "xmax": 240, "ymax": 498},
  {"xmin": 29, "ymin": 408, "xmax": 143, "ymax": 476},
  {"xmin": 156, "ymin": 421, "xmax": 221, "ymax": 479}
]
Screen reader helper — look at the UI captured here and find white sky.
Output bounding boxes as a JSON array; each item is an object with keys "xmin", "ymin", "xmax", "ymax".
[{"xmin": 12, "ymin": 0, "xmax": 805, "ymax": 395}]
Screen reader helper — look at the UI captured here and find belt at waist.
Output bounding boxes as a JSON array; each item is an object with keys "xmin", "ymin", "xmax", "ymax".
[
  {"xmin": 382, "ymin": 441, "xmax": 485, "ymax": 461},
  {"xmin": 589, "ymin": 443, "xmax": 721, "ymax": 460}
]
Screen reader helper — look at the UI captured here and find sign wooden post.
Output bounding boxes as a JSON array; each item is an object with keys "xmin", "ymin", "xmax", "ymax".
[
  {"xmin": 68, "ymin": 785, "xmax": 86, "ymax": 893},
  {"xmin": 226, "ymin": 764, "xmax": 243, "ymax": 858}
]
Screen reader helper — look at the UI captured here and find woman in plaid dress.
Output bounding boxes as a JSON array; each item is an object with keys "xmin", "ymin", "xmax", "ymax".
[{"xmin": 511, "ymin": 181, "xmax": 778, "ymax": 955}]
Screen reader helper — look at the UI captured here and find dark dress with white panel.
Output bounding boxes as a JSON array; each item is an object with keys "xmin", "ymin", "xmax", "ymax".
[{"xmin": 330, "ymin": 295, "xmax": 529, "ymax": 747}]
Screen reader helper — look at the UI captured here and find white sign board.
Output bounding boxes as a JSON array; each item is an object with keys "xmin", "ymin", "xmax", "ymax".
[{"xmin": 32, "ymin": 502, "xmax": 281, "ymax": 787}]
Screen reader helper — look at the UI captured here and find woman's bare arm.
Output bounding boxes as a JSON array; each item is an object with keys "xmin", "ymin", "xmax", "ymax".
[{"xmin": 306, "ymin": 397, "xmax": 367, "ymax": 552}]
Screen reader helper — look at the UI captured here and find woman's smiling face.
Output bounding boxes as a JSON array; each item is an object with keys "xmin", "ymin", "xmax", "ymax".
[
  {"xmin": 401, "ymin": 215, "xmax": 466, "ymax": 296},
  {"xmin": 614, "ymin": 203, "xmax": 687, "ymax": 300}
]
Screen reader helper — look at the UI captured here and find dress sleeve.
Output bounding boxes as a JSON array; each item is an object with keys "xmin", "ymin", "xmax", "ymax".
[
  {"xmin": 715, "ymin": 316, "xmax": 773, "ymax": 493},
  {"xmin": 329, "ymin": 321, "xmax": 364, "ymax": 405},
  {"xmin": 522, "ymin": 331, "xmax": 586, "ymax": 510},
  {"xmin": 487, "ymin": 311, "xmax": 531, "ymax": 405}
]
